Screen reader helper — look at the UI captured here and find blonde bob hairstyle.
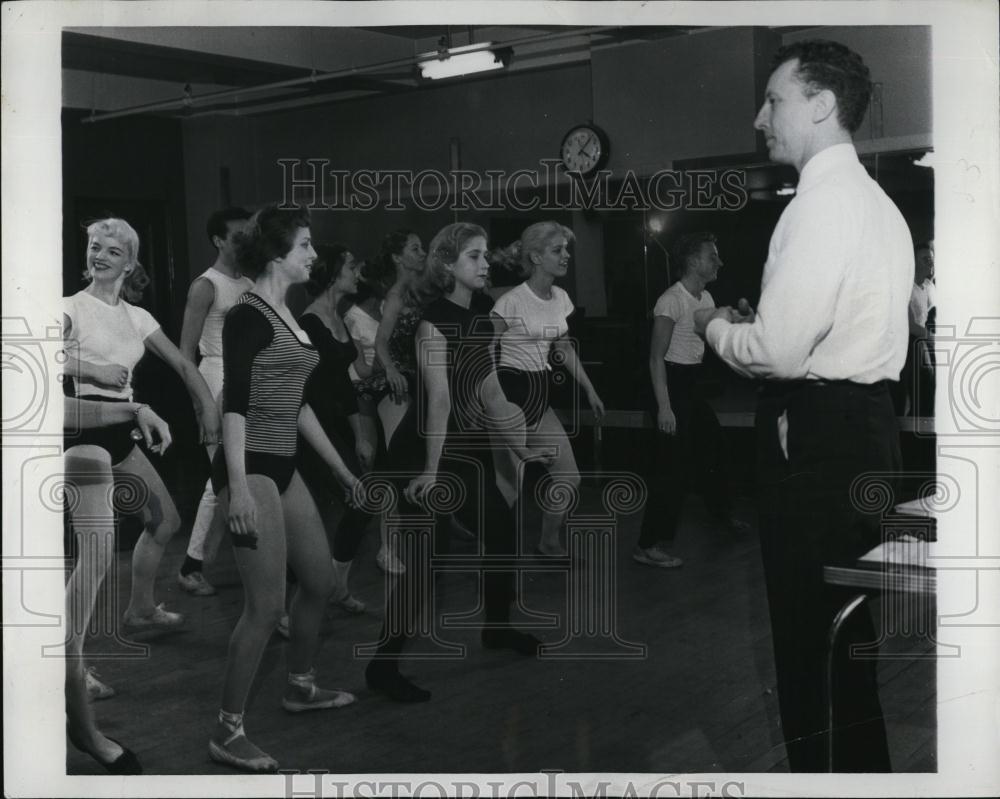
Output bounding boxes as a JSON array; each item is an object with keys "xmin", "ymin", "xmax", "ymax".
[
  {"xmin": 423, "ymin": 222, "xmax": 488, "ymax": 298},
  {"xmin": 83, "ymin": 217, "xmax": 150, "ymax": 303},
  {"xmin": 518, "ymin": 221, "xmax": 575, "ymax": 278}
]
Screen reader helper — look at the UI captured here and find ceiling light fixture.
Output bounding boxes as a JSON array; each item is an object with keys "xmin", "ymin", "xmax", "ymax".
[{"xmin": 417, "ymin": 43, "xmax": 511, "ymax": 80}]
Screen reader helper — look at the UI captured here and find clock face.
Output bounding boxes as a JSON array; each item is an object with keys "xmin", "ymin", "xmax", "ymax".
[{"xmin": 560, "ymin": 125, "xmax": 608, "ymax": 175}]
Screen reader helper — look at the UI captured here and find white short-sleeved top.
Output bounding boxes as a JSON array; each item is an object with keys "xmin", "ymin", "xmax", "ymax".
[
  {"xmin": 64, "ymin": 290, "xmax": 160, "ymax": 399},
  {"xmin": 652, "ymin": 281, "xmax": 715, "ymax": 365},
  {"xmin": 492, "ymin": 282, "xmax": 574, "ymax": 372},
  {"xmin": 197, "ymin": 267, "xmax": 254, "ymax": 358},
  {"xmin": 909, "ymin": 279, "xmax": 936, "ymax": 329},
  {"xmin": 344, "ymin": 304, "xmax": 380, "ymax": 382}
]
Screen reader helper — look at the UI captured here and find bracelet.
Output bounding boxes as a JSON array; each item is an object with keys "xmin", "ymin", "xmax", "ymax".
[{"xmin": 133, "ymin": 403, "xmax": 151, "ymax": 420}]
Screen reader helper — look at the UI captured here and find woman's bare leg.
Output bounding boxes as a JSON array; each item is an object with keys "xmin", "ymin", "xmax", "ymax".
[
  {"xmin": 209, "ymin": 475, "xmax": 285, "ymax": 772},
  {"xmin": 377, "ymin": 394, "xmax": 411, "ymax": 449},
  {"xmin": 112, "ymin": 447, "xmax": 182, "ymax": 619},
  {"xmin": 527, "ymin": 409, "xmax": 580, "ymax": 556},
  {"xmin": 64, "ymin": 445, "xmax": 126, "ymax": 763}
]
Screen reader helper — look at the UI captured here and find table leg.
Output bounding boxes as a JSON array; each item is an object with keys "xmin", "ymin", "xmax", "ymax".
[{"xmin": 825, "ymin": 592, "xmax": 870, "ymax": 772}]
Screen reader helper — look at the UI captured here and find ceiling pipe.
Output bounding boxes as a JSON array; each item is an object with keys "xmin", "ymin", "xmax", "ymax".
[{"xmin": 81, "ymin": 26, "xmax": 621, "ymax": 124}]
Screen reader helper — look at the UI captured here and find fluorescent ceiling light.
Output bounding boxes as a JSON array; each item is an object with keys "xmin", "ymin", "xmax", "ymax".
[{"xmin": 418, "ymin": 43, "xmax": 507, "ymax": 80}]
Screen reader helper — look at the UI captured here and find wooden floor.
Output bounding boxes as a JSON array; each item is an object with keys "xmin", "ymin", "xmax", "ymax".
[{"xmin": 68, "ymin": 480, "xmax": 936, "ymax": 775}]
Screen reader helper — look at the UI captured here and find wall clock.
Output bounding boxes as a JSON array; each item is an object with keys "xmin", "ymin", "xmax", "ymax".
[{"xmin": 559, "ymin": 123, "xmax": 610, "ymax": 176}]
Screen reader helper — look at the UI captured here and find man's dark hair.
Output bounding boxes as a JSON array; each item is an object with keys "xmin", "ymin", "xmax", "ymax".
[
  {"xmin": 772, "ymin": 39, "xmax": 872, "ymax": 134},
  {"xmin": 671, "ymin": 232, "xmax": 717, "ymax": 279},
  {"xmin": 206, "ymin": 206, "xmax": 252, "ymax": 248}
]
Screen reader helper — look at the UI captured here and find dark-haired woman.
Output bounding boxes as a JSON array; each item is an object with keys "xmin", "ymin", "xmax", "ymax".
[
  {"xmin": 344, "ymin": 265, "xmax": 406, "ymax": 576},
  {"xmin": 297, "ymin": 243, "xmax": 379, "ymax": 613},
  {"xmin": 365, "ymin": 223, "xmax": 545, "ymax": 703},
  {"xmin": 63, "ymin": 217, "xmax": 220, "ymax": 632},
  {"xmin": 208, "ymin": 206, "xmax": 362, "ymax": 773},
  {"xmin": 355, "ymin": 229, "xmax": 427, "ymax": 447}
]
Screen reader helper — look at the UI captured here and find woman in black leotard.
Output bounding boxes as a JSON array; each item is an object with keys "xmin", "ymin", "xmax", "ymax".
[
  {"xmin": 364, "ymin": 223, "xmax": 545, "ymax": 703},
  {"xmin": 208, "ymin": 206, "xmax": 364, "ymax": 773},
  {"xmin": 355, "ymin": 230, "xmax": 428, "ymax": 447},
  {"xmin": 297, "ymin": 244, "xmax": 378, "ymax": 614}
]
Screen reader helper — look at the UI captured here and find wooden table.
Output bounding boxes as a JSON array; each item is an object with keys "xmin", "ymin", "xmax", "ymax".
[{"xmin": 821, "ymin": 500, "xmax": 937, "ymax": 771}]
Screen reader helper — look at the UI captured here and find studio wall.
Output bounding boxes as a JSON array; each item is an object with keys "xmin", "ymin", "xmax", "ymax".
[{"xmin": 177, "ymin": 24, "xmax": 931, "ymax": 323}]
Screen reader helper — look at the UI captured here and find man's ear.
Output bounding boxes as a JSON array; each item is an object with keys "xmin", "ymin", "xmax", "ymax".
[{"xmin": 811, "ymin": 88, "xmax": 838, "ymax": 124}]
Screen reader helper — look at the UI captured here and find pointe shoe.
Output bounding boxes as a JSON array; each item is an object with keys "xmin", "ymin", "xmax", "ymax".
[
  {"xmin": 331, "ymin": 591, "xmax": 366, "ymax": 614},
  {"xmin": 208, "ymin": 720, "xmax": 278, "ymax": 773},
  {"xmin": 330, "ymin": 558, "xmax": 366, "ymax": 614},
  {"xmin": 85, "ymin": 667, "xmax": 116, "ymax": 701},
  {"xmin": 122, "ymin": 603, "xmax": 184, "ymax": 632},
  {"xmin": 282, "ymin": 669, "xmax": 356, "ymax": 713},
  {"xmin": 632, "ymin": 545, "xmax": 683, "ymax": 569},
  {"xmin": 376, "ymin": 547, "xmax": 406, "ymax": 575},
  {"xmin": 177, "ymin": 570, "xmax": 217, "ymax": 596},
  {"xmin": 365, "ymin": 661, "xmax": 431, "ymax": 702}
]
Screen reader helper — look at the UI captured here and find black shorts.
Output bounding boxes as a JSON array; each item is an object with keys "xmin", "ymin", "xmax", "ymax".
[
  {"xmin": 497, "ymin": 367, "xmax": 550, "ymax": 429},
  {"xmin": 63, "ymin": 395, "xmax": 137, "ymax": 465},
  {"xmin": 211, "ymin": 448, "xmax": 297, "ymax": 495}
]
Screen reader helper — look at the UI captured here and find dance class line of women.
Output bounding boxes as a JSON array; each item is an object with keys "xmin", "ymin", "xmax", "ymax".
[{"xmin": 61, "ymin": 204, "xmax": 747, "ymax": 774}]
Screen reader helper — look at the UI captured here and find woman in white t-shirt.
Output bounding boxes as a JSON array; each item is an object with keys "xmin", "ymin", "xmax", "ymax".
[
  {"xmin": 491, "ymin": 221, "xmax": 605, "ymax": 556},
  {"xmin": 63, "ymin": 217, "xmax": 221, "ymax": 633}
]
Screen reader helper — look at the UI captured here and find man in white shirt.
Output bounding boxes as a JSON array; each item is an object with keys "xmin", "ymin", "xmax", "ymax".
[
  {"xmin": 177, "ymin": 206, "xmax": 252, "ymax": 596},
  {"xmin": 695, "ymin": 40, "xmax": 913, "ymax": 772},
  {"xmin": 634, "ymin": 232, "xmax": 748, "ymax": 570}
]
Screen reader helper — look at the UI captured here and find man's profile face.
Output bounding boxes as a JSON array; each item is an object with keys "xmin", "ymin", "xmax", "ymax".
[
  {"xmin": 754, "ymin": 58, "xmax": 817, "ymax": 169},
  {"xmin": 218, "ymin": 219, "xmax": 246, "ymax": 259},
  {"xmin": 915, "ymin": 246, "xmax": 934, "ymax": 283},
  {"xmin": 693, "ymin": 242, "xmax": 723, "ymax": 284}
]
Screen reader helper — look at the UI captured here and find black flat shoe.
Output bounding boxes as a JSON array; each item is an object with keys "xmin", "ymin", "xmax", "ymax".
[
  {"xmin": 68, "ymin": 728, "xmax": 143, "ymax": 775},
  {"xmin": 101, "ymin": 737, "xmax": 143, "ymax": 775},
  {"xmin": 482, "ymin": 627, "xmax": 542, "ymax": 656},
  {"xmin": 365, "ymin": 662, "xmax": 431, "ymax": 703}
]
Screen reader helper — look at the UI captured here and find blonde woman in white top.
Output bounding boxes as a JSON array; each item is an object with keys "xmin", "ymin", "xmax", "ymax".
[
  {"xmin": 491, "ymin": 221, "xmax": 605, "ymax": 556},
  {"xmin": 63, "ymin": 217, "xmax": 220, "ymax": 631}
]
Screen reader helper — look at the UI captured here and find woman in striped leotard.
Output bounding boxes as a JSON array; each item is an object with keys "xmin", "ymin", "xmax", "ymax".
[{"xmin": 207, "ymin": 206, "xmax": 364, "ymax": 773}]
